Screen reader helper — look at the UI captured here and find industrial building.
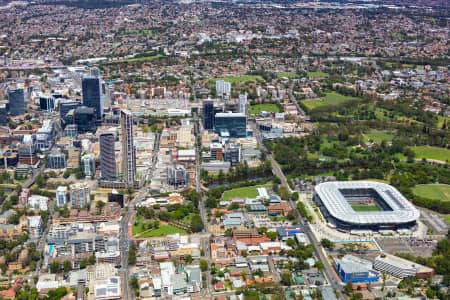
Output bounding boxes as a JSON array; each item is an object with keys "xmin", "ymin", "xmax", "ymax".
[
  {"xmin": 374, "ymin": 253, "xmax": 434, "ymax": 279},
  {"xmin": 335, "ymin": 255, "xmax": 380, "ymax": 283}
]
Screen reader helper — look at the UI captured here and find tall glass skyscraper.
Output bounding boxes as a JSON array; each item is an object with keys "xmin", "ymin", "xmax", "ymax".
[
  {"xmin": 8, "ymin": 88, "xmax": 25, "ymax": 116},
  {"xmin": 121, "ymin": 110, "xmax": 136, "ymax": 185},
  {"xmin": 203, "ymin": 100, "xmax": 215, "ymax": 130},
  {"xmin": 99, "ymin": 131, "xmax": 117, "ymax": 179},
  {"xmin": 82, "ymin": 68, "xmax": 103, "ymax": 120},
  {"xmin": 214, "ymin": 112, "xmax": 247, "ymax": 138}
]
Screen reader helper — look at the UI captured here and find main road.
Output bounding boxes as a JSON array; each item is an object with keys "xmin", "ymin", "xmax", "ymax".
[{"xmin": 251, "ymin": 120, "xmax": 344, "ymax": 297}]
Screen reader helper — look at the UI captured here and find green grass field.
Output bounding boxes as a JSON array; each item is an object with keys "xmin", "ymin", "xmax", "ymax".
[
  {"xmin": 137, "ymin": 225, "xmax": 186, "ymax": 238},
  {"xmin": 301, "ymin": 92, "xmax": 359, "ymax": 110},
  {"xmin": 132, "ymin": 216, "xmax": 145, "ymax": 235},
  {"xmin": 410, "ymin": 146, "xmax": 450, "ymax": 162},
  {"xmin": 277, "ymin": 73, "xmax": 300, "ymax": 79},
  {"xmin": 323, "ymin": 92, "xmax": 358, "ymax": 105},
  {"xmin": 302, "ymin": 99, "xmax": 328, "ymax": 110},
  {"xmin": 248, "ymin": 104, "xmax": 282, "ymax": 114},
  {"xmin": 307, "ymin": 71, "xmax": 329, "ymax": 78},
  {"xmin": 363, "ymin": 131, "xmax": 395, "ymax": 143},
  {"xmin": 209, "ymin": 75, "xmax": 264, "ymax": 84},
  {"xmin": 351, "ymin": 205, "xmax": 382, "ymax": 212},
  {"xmin": 122, "ymin": 54, "xmax": 165, "ymax": 63},
  {"xmin": 437, "ymin": 116, "xmax": 449, "ymax": 129},
  {"xmin": 444, "ymin": 215, "xmax": 450, "ymax": 223},
  {"xmin": 412, "ymin": 184, "xmax": 450, "ymax": 202},
  {"xmin": 222, "ymin": 184, "xmax": 270, "ymax": 201}
]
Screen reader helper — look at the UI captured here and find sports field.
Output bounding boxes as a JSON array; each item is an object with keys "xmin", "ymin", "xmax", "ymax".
[
  {"xmin": 307, "ymin": 71, "xmax": 329, "ymax": 78},
  {"xmin": 209, "ymin": 75, "xmax": 264, "ymax": 84},
  {"xmin": 137, "ymin": 225, "xmax": 186, "ymax": 238},
  {"xmin": 410, "ymin": 146, "xmax": 450, "ymax": 162},
  {"xmin": 351, "ymin": 204, "xmax": 382, "ymax": 212},
  {"xmin": 412, "ymin": 184, "xmax": 450, "ymax": 202},
  {"xmin": 248, "ymin": 104, "xmax": 282, "ymax": 114},
  {"xmin": 277, "ymin": 73, "xmax": 300, "ymax": 79},
  {"xmin": 222, "ymin": 184, "xmax": 270, "ymax": 201}
]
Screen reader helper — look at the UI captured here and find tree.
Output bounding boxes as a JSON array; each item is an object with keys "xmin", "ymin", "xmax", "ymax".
[
  {"xmin": 184, "ymin": 255, "xmax": 193, "ymax": 264},
  {"xmin": 344, "ymin": 281, "xmax": 353, "ymax": 295},
  {"xmin": 200, "ymin": 260, "xmax": 208, "ymax": 272},
  {"xmin": 286, "ymin": 238, "xmax": 296, "ymax": 248},
  {"xmin": 315, "ymin": 261, "xmax": 324, "ymax": 270},
  {"xmin": 63, "ymin": 260, "xmax": 72, "ymax": 273},
  {"xmin": 49, "ymin": 261, "xmax": 61, "ymax": 273},
  {"xmin": 130, "ymin": 277, "xmax": 139, "ymax": 290},
  {"xmin": 267, "ymin": 231, "xmax": 278, "ymax": 241},
  {"xmin": 321, "ymin": 238, "xmax": 334, "ymax": 250},
  {"xmin": 190, "ymin": 215, "xmax": 204, "ymax": 233},
  {"xmin": 281, "ymin": 271, "xmax": 292, "ymax": 286}
]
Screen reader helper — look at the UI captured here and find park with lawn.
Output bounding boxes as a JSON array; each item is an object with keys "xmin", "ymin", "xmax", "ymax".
[
  {"xmin": 248, "ymin": 103, "xmax": 283, "ymax": 115},
  {"xmin": 222, "ymin": 184, "xmax": 271, "ymax": 202},
  {"xmin": 301, "ymin": 92, "xmax": 360, "ymax": 111},
  {"xmin": 277, "ymin": 72, "xmax": 300, "ymax": 79},
  {"xmin": 209, "ymin": 75, "xmax": 264, "ymax": 84},
  {"xmin": 307, "ymin": 71, "xmax": 329, "ymax": 78},
  {"xmin": 412, "ymin": 184, "xmax": 450, "ymax": 202},
  {"xmin": 410, "ymin": 146, "xmax": 450, "ymax": 162},
  {"xmin": 133, "ymin": 216, "xmax": 187, "ymax": 238}
]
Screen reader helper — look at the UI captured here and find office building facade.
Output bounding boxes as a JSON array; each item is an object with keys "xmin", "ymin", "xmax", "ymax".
[
  {"xmin": 0, "ymin": 103, "xmax": 7, "ymax": 125},
  {"xmin": 59, "ymin": 100, "xmax": 81, "ymax": 118},
  {"xmin": 39, "ymin": 96, "xmax": 55, "ymax": 112},
  {"xmin": 8, "ymin": 88, "xmax": 25, "ymax": 116},
  {"xmin": 214, "ymin": 112, "xmax": 247, "ymax": 138},
  {"xmin": 48, "ymin": 149, "xmax": 66, "ymax": 169},
  {"xmin": 99, "ymin": 132, "xmax": 116, "ymax": 179},
  {"xmin": 56, "ymin": 186, "xmax": 68, "ymax": 208},
  {"xmin": 82, "ymin": 69, "xmax": 103, "ymax": 120},
  {"xmin": 121, "ymin": 110, "xmax": 136, "ymax": 185},
  {"xmin": 74, "ymin": 106, "xmax": 96, "ymax": 133},
  {"xmin": 70, "ymin": 182, "xmax": 90, "ymax": 208},
  {"xmin": 82, "ymin": 154, "xmax": 96, "ymax": 177},
  {"xmin": 167, "ymin": 165, "xmax": 187, "ymax": 187},
  {"xmin": 238, "ymin": 94, "xmax": 247, "ymax": 115},
  {"xmin": 202, "ymin": 100, "xmax": 215, "ymax": 130}
]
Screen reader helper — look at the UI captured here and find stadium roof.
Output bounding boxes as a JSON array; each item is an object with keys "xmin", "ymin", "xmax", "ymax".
[{"xmin": 315, "ymin": 181, "xmax": 420, "ymax": 225}]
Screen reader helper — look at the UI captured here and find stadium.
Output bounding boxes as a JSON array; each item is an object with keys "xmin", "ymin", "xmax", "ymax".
[{"xmin": 314, "ymin": 181, "xmax": 420, "ymax": 231}]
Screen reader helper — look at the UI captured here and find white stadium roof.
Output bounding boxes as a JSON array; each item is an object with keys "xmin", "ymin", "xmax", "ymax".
[{"xmin": 315, "ymin": 181, "xmax": 420, "ymax": 225}]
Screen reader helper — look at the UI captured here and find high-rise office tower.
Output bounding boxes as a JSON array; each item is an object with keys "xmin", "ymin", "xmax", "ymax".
[
  {"xmin": 82, "ymin": 68, "xmax": 103, "ymax": 120},
  {"xmin": 203, "ymin": 100, "xmax": 215, "ymax": 130},
  {"xmin": 215, "ymin": 80, "xmax": 231, "ymax": 96},
  {"xmin": 8, "ymin": 88, "xmax": 25, "ymax": 116},
  {"xmin": 99, "ymin": 131, "xmax": 117, "ymax": 179},
  {"xmin": 239, "ymin": 93, "xmax": 247, "ymax": 115},
  {"xmin": 121, "ymin": 110, "xmax": 135, "ymax": 185}
]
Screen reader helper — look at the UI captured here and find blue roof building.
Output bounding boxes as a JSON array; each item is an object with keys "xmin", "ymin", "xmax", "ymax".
[{"xmin": 336, "ymin": 255, "xmax": 380, "ymax": 283}]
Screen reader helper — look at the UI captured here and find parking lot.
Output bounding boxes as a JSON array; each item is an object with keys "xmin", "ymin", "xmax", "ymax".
[{"xmin": 376, "ymin": 236, "xmax": 436, "ymax": 257}]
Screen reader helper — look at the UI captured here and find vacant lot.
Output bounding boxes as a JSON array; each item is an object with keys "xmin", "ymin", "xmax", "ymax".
[
  {"xmin": 137, "ymin": 225, "xmax": 186, "ymax": 238},
  {"xmin": 209, "ymin": 75, "xmax": 264, "ymax": 84},
  {"xmin": 410, "ymin": 146, "xmax": 450, "ymax": 162},
  {"xmin": 222, "ymin": 184, "xmax": 270, "ymax": 201},
  {"xmin": 351, "ymin": 204, "xmax": 382, "ymax": 212},
  {"xmin": 248, "ymin": 104, "xmax": 282, "ymax": 114},
  {"xmin": 412, "ymin": 184, "xmax": 450, "ymax": 202}
]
